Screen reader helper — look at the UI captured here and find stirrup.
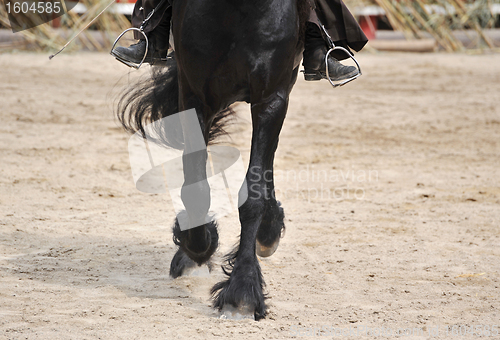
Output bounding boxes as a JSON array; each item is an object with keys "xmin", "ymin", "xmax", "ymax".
[
  {"xmin": 320, "ymin": 25, "xmax": 362, "ymax": 88},
  {"xmin": 110, "ymin": 28, "xmax": 149, "ymax": 69},
  {"xmin": 111, "ymin": 0, "xmax": 167, "ymax": 69}
]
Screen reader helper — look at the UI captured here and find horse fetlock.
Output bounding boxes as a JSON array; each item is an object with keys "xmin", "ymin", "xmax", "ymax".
[
  {"xmin": 172, "ymin": 213, "xmax": 219, "ymax": 266},
  {"xmin": 211, "ymin": 258, "xmax": 266, "ymax": 320}
]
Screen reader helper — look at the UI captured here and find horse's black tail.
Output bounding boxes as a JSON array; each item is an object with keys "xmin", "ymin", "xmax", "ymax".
[{"xmin": 116, "ymin": 53, "xmax": 233, "ymax": 149}]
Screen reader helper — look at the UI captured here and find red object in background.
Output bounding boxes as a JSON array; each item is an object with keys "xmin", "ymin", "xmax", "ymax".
[
  {"xmin": 359, "ymin": 15, "xmax": 377, "ymax": 40},
  {"xmin": 52, "ymin": 15, "xmax": 61, "ymax": 28}
]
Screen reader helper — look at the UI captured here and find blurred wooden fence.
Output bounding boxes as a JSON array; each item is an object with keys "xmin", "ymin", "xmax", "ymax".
[{"xmin": 0, "ymin": 0, "xmax": 499, "ymax": 52}]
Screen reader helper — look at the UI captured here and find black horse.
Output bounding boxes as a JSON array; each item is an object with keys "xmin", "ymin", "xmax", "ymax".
[{"xmin": 118, "ymin": 0, "xmax": 309, "ymax": 320}]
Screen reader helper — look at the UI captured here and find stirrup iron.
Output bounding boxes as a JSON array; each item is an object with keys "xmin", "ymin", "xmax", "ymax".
[
  {"xmin": 110, "ymin": 28, "xmax": 149, "ymax": 69},
  {"xmin": 110, "ymin": 0, "xmax": 166, "ymax": 69},
  {"xmin": 320, "ymin": 25, "xmax": 362, "ymax": 88}
]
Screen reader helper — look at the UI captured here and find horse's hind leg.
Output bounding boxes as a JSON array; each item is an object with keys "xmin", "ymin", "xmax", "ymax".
[
  {"xmin": 211, "ymin": 90, "xmax": 289, "ymax": 320},
  {"xmin": 169, "ymin": 85, "xmax": 218, "ymax": 277}
]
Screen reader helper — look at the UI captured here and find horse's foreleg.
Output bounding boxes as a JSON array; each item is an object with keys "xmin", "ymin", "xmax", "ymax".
[
  {"xmin": 255, "ymin": 65, "xmax": 301, "ymax": 257},
  {"xmin": 169, "ymin": 86, "xmax": 218, "ymax": 276},
  {"xmin": 211, "ymin": 91, "xmax": 289, "ymax": 320}
]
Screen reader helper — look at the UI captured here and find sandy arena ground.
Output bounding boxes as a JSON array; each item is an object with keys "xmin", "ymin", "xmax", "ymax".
[{"xmin": 0, "ymin": 51, "xmax": 499, "ymax": 339}]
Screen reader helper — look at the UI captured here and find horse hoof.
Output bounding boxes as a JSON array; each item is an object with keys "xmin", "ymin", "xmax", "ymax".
[
  {"xmin": 256, "ymin": 237, "xmax": 280, "ymax": 258},
  {"xmin": 219, "ymin": 304, "xmax": 255, "ymax": 320},
  {"xmin": 182, "ymin": 264, "xmax": 210, "ymax": 277}
]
